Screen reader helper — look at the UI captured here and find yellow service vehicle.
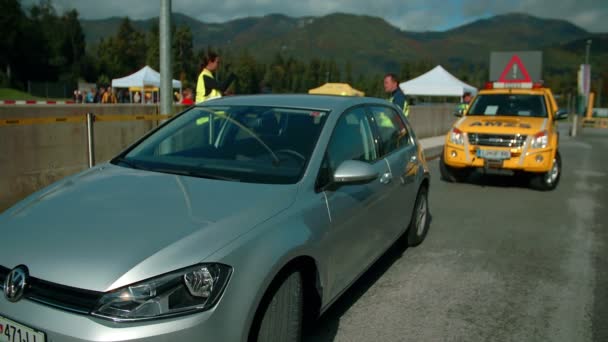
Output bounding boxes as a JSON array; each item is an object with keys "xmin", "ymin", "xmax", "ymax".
[{"xmin": 440, "ymin": 83, "xmax": 569, "ymax": 190}]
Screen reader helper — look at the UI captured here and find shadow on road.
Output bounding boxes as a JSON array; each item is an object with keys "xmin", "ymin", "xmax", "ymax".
[
  {"xmin": 304, "ymin": 215, "xmax": 433, "ymax": 341},
  {"xmin": 454, "ymin": 170, "xmax": 535, "ymax": 190}
]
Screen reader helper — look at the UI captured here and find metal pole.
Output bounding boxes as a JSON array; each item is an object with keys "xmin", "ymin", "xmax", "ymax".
[
  {"xmin": 160, "ymin": 0, "xmax": 172, "ymax": 116},
  {"xmin": 86, "ymin": 113, "xmax": 95, "ymax": 167}
]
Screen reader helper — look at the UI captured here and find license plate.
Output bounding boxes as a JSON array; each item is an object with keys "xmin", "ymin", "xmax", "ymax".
[
  {"xmin": 477, "ymin": 149, "xmax": 510, "ymax": 160},
  {"xmin": 0, "ymin": 316, "xmax": 45, "ymax": 342}
]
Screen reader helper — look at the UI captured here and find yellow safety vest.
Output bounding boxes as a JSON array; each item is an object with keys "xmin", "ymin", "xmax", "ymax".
[
  {"xmin": 196, "ymin": 68, "xmax": 222, "ymax": 103},
  {"xmin": 390, "ymin": 96, "xmax": 410, "ymax": 117}
]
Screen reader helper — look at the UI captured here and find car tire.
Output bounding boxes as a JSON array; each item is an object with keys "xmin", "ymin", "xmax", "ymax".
[
  {"xmin": 407, "ymin": 186, "xmax": 430, "ymax": 247},
  {"xmin": 440, "ymin": 152, "xmax": 471, "ymax": 183},
  {"xmin": 252, "ymin": 271, "xmax": 303, "ymax": 342},
  {"xmin": 530, "ymin": 151, "xmax": 561, "ymax": 191}
]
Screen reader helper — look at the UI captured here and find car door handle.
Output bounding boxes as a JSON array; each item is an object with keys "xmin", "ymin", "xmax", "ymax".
[{"xmin": 380, "ymin": 172, "xmax": 392, "ymax": 184}]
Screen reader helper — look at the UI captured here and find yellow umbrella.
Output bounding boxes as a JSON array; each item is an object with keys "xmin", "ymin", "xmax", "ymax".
[{"xmin": 308, "ymin": 83, "xmax": 365, "ymax": 97}]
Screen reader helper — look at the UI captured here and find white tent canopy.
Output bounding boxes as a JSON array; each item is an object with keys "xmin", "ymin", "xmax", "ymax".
[
  {"xmin": 111, "ymin": 66, "xmax": 181, "ymax": 103},
  {"xmin": 399, "ymin": 65, "xmax": 477, "ymax": 97},
  {"xmin": 112, "ymin": 65, "xmax": 182, "ymax": 89}
]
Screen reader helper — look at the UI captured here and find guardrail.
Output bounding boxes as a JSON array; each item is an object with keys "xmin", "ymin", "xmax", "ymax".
[{"xmin": 0, "ymin": 113, "xmax": 173, "ymax": 168}]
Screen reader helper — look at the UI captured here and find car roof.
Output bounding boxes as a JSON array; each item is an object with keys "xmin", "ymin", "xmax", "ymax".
[{"xmin": 197, "ymin": 94, "xmax": 392, "ymax": 113}]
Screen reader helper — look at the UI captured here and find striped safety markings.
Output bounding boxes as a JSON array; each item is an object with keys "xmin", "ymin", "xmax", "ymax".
[
  {"xmin": 0, "ymin": 100, "xmax": 76, "ymax": 105},
  {"xmin": 0, "ymin": 114, "xmax": 174, "ymax": 127}
]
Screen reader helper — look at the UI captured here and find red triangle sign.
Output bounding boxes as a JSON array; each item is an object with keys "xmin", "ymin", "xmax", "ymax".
[{"xmin": 498, "ymin": 55, "xmax": 532, "ymax": 83}]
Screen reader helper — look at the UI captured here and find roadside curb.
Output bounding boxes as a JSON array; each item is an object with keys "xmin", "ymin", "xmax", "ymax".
[{"xmin": 420, "ymin": 135, "xmax": 445, "ymax": 161}]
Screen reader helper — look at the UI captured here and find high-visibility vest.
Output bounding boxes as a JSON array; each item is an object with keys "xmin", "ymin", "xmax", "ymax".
[
  {"xmin": 458, "ymin": 102, "xmax": 469, "ymax": 113},
  {"xmin": 196, "ymin": 68, "xmax": 222, "ymax": 103},
  {"xmin": 390, "ymin": 96, "xmax": 410, "ymax": 117}
]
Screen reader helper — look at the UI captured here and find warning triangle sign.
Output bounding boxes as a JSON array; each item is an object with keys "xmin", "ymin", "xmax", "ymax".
[{"xmin": 498, "ymin": 55, "xmax": 532, "ymax": 83}]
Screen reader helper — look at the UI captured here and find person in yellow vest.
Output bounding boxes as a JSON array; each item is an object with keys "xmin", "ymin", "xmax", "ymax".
[
  {"xmin": 195, "ymin": 51, "xmax": 236, "ymax": 103},
  {"xmin": 457, "ymin": 92, "xmax": 472, "ymax": 115},
  {"xmin": 384, "ymin": 73, "xmax": 409, "ymax": 117}
]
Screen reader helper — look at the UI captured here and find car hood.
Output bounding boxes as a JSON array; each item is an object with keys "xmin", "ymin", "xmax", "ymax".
[
  {"xmin": 0, "ymin": 164, "xmax": 298, "ymax": 292},
  {"xmin": 457, "ymin": 116, "xmax": 549, "ymax": 135}
]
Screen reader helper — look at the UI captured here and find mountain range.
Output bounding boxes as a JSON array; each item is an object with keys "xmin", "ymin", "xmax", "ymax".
[{"xmin": 80, "ymin": 12, "xmax": 606, "ymax": 76}]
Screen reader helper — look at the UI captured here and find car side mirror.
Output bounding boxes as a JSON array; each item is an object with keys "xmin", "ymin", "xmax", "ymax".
[
  {"xmin": 333, "ymin": 160, "xmax": 378, "ymax": 184},
  {"xmin": 453, "ymin": 109, "xmax": 463, "ymax": 117},
  {"xmin": 554, "ymin": 109, "xmax": 569, "ymax": 121}
]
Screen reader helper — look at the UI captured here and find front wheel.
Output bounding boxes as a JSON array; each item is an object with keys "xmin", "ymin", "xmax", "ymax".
[
  {"xmin": 440, "ymin": 152, "xmax": 471, "ymax": 183},
  {"xmin": 251, "ymin": 271, "xmax": 303, "ymax": 342},
  {"xmin": 529, "ymin": 151, "xmax": 561, "ymax": 191},
  {"xmin": 407, "ymin": 186, "xmax": 430, "ymax": 247}
]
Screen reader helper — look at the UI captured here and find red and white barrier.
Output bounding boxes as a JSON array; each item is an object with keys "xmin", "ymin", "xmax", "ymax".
[{"xmin": 0, "ymin": 100, "xmax": 76, "ymax": 105}]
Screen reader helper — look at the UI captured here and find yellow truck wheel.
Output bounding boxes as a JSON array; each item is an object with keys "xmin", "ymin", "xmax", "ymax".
[
  {"xmin": 440, "ymin": 151, "xmax": 472, "ymax": 183},
  {"xmin": 529, "ymin": 151, "xmax": 561, "ymax": 191}
]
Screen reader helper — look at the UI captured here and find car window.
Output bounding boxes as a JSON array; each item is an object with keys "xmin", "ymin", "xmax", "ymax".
[
  {"xmin": 327, "ymin": 107, "xmax": 377, "ymax": 171},
  {"xmin": 118, "ymin": 106, "xmax": 328, "ymax": 184},
  {"xmin": 468, "ymin": 94, "xmax": 548, "ymax": 117},
  {"xmin": 368, "ymin": 106, "xmax": 411, "ymax": 156},
  {"xmin": 316, "ymin": 107, "xmax": 377, "ymax": 189}
]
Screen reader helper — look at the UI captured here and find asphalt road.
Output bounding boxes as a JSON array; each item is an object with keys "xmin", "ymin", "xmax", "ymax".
[{"xmin": 305, "ymin": 127, "xmax": 608, "ymax": 342}]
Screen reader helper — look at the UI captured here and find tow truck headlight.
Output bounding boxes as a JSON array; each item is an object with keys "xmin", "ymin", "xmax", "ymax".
[
  {"xmin": 531, "ymin": 131, "xmax": 549, "ymax": 149},
  {"xmin": 449, "ymin": 128, "xmax": 465, "ymax": 145}
]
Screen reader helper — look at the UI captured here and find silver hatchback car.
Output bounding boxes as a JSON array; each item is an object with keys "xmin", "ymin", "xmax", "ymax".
[{"xmin": 0, "ymin": 95, "xmax": 430, "ymax": 342}]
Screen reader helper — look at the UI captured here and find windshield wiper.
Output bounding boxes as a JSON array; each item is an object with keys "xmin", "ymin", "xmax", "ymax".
[
  {"xmin": 113, "ymin": 157, "xmax": 143, "ymax": 170},
  {"xmin": 148, "ymin": 167, "xmax": 239, "ymax": 181}
]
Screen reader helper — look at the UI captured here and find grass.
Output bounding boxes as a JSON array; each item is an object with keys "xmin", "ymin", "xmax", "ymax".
[{"xmin": 0, "ymin": 88, "xmax": 67, "ymax": 101}]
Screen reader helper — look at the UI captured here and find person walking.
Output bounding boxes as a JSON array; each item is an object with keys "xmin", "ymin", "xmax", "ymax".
[
  {"xmin": 102, "ymin": 86, "xmax": 117, "ymax": 104},
  {"xmin": 384, "ymin": 73, "xmax": 409, "ymax": 117},
  {"xmin": 195, "ymin": 51, "xmax": 236, "ymax": 103},
  {"xmin": 457, "ymin": 92, "xmax": 472, "ymax": 115}
]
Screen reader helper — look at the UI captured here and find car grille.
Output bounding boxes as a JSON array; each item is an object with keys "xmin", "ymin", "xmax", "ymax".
[
  {"xmin": 468, "ymin": 133, "xmax": 527, "ymax": 148},
  {"xmin": 0, "ymin": 265, "xmax": 103, "ymax": 314}
]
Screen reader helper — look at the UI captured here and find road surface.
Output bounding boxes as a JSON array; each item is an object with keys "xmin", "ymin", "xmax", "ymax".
[{"xmin": 306, "ymin": 127, "xmax": 608, "ymax": 342}]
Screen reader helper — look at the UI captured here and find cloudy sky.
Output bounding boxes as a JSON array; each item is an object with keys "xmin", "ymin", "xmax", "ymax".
[{"xmin": 22, "ymin": 0, "xmax": 608, "ymax": 32}]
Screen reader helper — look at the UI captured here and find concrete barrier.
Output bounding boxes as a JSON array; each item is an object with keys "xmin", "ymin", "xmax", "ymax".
[{"xmin": 0, "ymin": 103, "xmax": 457, "ymax": 212}]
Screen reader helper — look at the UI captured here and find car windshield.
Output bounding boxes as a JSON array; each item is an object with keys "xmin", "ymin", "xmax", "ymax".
[
  {"xmin": 468, "ymin": 94, "xmax": 548, "ymax": 118},
  {"xmin": 114, "ymin": 105, "xmax": 329, "ymax": 184}
]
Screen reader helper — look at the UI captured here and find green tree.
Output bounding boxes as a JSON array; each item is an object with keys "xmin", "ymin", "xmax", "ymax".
[
  {"xmin": 173, "ymin": 25, "xmax": 195, "ymax": 87},
  {"xmin": 146, "ymin": 23, "xmax": 160, "ymax": 70}
]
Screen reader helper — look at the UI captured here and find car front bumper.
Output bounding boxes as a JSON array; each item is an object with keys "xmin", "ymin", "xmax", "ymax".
[
  {"xmin": 443, "ymin": 142, "xmax": 555, "ymax": 173},
  {"xmin": 0, "ymin": 295, "xmax": 242, "ymax": 342}
]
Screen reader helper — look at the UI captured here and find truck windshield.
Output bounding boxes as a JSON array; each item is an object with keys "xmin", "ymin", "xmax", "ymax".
[
  {"xmin": 113, "ymin": 105, "xmax": 329, "ymax": 184},
  {"xmin": 468, "ymin": 94, "xmax": 548, "ymax": 118}
]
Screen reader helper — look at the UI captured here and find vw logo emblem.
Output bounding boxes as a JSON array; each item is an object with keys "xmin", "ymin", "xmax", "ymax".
[{"xmin": 4, "ymin": 265, "xmax": 29, "ymax": 302}]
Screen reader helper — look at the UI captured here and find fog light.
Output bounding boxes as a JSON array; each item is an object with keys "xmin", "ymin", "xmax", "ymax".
[
  {"xmin": 451, "ymin": 151, "xmax": 457, "ymax": 158},
  {"xmin": 536, "ymin": 155, "xmax": 544, "ymax": 163}
]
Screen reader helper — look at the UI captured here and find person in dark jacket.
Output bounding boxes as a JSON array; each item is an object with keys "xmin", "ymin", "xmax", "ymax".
[{"xmin": 384, "ymin": 73, "xmax": 409, "ymax": 117}]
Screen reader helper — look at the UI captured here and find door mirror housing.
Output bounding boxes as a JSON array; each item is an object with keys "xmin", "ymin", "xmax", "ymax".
[
  {"xmin": 333, "ymin": 160, "xmax": 378, "ymax": 184},
  {"xmin": 554, "ymin": 109, "xmax": 569, "ymax": 121},
  {"xmin": 453, "ymin": 109, "xmax": 463, "ymax": 117}
]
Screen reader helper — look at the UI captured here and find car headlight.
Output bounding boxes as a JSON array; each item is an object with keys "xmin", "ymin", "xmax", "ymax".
[
  {"xmin": 449, "ymin": 128, "xmax": 465, "ymax": 145},
  {"xmin": 92, "ymin": 264, "xmax": 232, "ymax": 321},
  {"xmin": 531, "ymin": 131, "xmax": 549, "ymax": 149}
]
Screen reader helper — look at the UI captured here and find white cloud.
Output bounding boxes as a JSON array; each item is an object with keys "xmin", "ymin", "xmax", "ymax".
[{"xmin": 20, "ymin": 0, "xmax": 608, "ymax": 32}]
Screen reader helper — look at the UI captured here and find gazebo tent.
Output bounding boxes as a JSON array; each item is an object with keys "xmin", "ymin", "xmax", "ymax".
[
  {"xmin": 399, "ymin": 65, "xmax": 477, "ymax": 98},
  {"xmin": 308, "ymin": 83, "xmax": 365, "ymax": 97},
  {"xmin": 111, "ymin": 66, "xmax": 182, "ymax": 103}
]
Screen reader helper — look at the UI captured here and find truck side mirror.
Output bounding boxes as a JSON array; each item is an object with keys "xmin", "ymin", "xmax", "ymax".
[{"xmin": 554, "ymin": 109, "xmax": 568, "ymax": 121}]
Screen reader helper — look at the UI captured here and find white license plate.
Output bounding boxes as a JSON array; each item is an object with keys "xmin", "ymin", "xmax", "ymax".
[
  {"xmin": 477, "ymin": 149, "xmax": 511, "ymax": 160},
  {"xmin": 0, "ymin": 316, "xmax": 45, "ymax": 342}
]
